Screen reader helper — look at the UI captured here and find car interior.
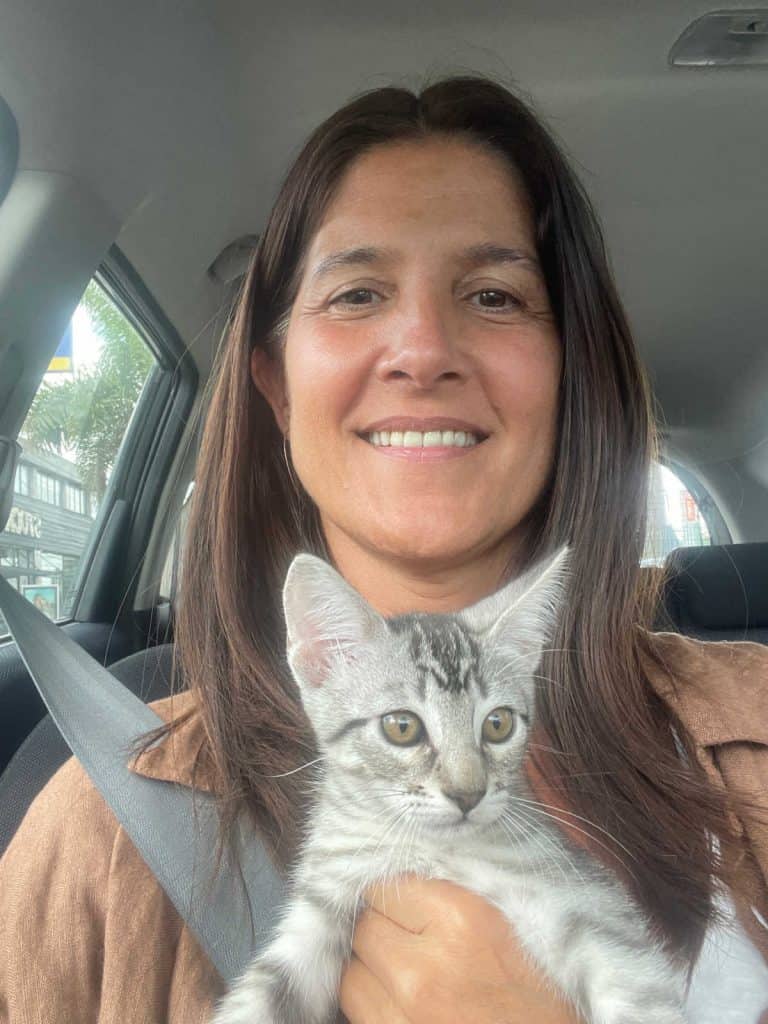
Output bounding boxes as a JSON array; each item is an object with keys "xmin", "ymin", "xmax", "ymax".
[{"xmin": 0, "ymin": 0, "xmax": 766, "ymax": 931}]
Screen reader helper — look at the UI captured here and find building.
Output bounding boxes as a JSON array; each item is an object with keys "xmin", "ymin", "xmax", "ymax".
[{"xmin": 0, "ymin": 444, "xmax": 95, "ymax": 628}]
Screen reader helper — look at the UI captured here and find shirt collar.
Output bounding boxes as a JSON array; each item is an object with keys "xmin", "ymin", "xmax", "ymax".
[
  {"xmin": 643, "ymin": 630, "xmax": 768, "ymax": 748},
  {"xmin": 127, "ymin": 689, "xmax": 218, "ymax": 793}
]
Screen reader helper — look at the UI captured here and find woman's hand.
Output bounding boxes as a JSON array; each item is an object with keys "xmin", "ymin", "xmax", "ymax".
[{"xmin": 339, "ymin": 875, "xmax": 583, "ymax": 1023}]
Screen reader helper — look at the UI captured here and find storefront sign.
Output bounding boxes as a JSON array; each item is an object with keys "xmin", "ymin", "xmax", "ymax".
[{"xmin": 4, "ymin": 506, "xmax": 42, "ymax": 539}]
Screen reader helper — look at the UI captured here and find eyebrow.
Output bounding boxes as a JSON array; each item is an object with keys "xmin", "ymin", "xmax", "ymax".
[{"xmin": 309, "ymin": 243, "xmax": 542, "ymax": 282}]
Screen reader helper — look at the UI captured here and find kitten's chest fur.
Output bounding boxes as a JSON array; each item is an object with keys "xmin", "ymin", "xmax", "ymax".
[{"xmin": 297, "ymin": 779, "xmax": 610, "ymax": 935}]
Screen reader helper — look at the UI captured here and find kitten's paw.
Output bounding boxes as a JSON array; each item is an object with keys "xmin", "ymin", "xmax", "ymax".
[
  {"xmin": 210, "ymin": 970, "xmax": 335, "ymax": 1024},
  {"xmin": 590, "ymin": 994, "xmax": 686, "ymax": 1024},
  {"xmin": 607, "ymin": 1011, "xmax": 686, "ymax": 1024},
  {"xmin": 210, "ymin": 984, "xmax": 272, "ymax": 1024}
]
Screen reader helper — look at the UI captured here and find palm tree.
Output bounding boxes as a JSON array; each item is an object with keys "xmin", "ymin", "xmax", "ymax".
[{"xmin": 21, "ymin": 281, "xmax": 154, "ymax": 503}]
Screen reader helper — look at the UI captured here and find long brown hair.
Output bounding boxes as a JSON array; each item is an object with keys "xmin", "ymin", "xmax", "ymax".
[{"xmin": 163, "ymin": 75, "xmax": 756, "ymax": 967}]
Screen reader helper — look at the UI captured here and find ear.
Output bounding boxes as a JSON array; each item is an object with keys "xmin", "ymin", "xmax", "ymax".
[
  {"xmin": 460, "ymin": 546, "xmax": 569, "ymax": 671},
  {"xmin": 282, "ymin": 554, "xmax": 387, "ymax": 691},
  {"xmin": 251, "ymin": 346, "xmax": 289, "ymax": 434}
]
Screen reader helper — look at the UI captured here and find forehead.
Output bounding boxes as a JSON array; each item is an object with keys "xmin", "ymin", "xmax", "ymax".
[
  {"xmin": 303, "ymin": 138, "xmax": 536, "ymax": 272},
  {"xmin": 389, "ymin": 614, "xmax": 485, "ymax": 700}
]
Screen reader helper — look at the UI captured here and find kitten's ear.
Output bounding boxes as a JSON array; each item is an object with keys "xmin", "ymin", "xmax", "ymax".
[
  {"xmin": 282, "ymin": 554, "xmax": 386, "ymax": 690},
  {"xmin": 460, "ymin": 546, "xmax": 569, "ymax": 671}
]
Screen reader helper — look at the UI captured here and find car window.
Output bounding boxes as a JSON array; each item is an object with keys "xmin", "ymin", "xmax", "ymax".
[
  {"xmin": 0, "ymin": 279, "xmax": 157, "ymax": 635},
  {"xmin": 643, "ymin": 461, "xmax": 723, "ymax": 566}
]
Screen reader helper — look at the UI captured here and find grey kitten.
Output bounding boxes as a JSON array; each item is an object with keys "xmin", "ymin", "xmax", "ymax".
[{"xmin": 212, "ymin": 548, "xmax": 687, "ymax": 1024}]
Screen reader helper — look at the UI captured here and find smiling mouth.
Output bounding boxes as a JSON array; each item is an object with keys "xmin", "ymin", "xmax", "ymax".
[{"xmin": 360, "ymin": 428, "xmax": 487, "ymax": 449}]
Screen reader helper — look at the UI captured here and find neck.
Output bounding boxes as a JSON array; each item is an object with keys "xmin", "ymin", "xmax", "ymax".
[{"xmin": 322, "ymin": 526, "xmax": 523, "ymax": 616}]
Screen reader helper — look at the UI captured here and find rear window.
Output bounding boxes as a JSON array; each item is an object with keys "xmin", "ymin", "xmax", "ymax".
[{"xmin": 643, "ymin": 461, "xmax": 725, "ymax": 566}]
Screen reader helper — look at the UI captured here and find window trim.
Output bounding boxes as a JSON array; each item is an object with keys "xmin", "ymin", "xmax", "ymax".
[{"xmin": 66, "ymin": 246, "xmax": 197, "ymax": 630}]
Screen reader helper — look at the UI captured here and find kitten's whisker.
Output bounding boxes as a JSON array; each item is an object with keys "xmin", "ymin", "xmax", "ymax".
[
  {"xmin": 497, "ymin": 815, "xmax": 568, "ymax": 891},
  {"xmin": 545, "ymin": 771, "xmax": 617, "ymax": 779},
  {"xmin": 366, "ymin": 807, "xmax": 414, "ymax": 912},
  {"xmin": 529, "ymin": 672, "xmax": 566, "ymax": 690},
  {"xmin": 396, "ymin": 810, "xmax": 423, "ymax": 898},
  {"xmin": 263, "ymin": 756, "xmax": 326, "ymax": 778},
  {"xmin": 346, "ymin": 808, "xmax": 408, "ymax": 868},
  {"xmin": 514, "ymin": 796, "xmax": 639, "ymax": 864},
  {"xmin": 366, "ymin": 805, "xmax": 412, "ymax": 865},
  {"xmin": 499, "ymin": 808, "xmax": 578, "ymax": 889},
  {"xmin": 526, "ymin": 742, "xmax": 574, "ymax": 756},
  {"xmin": 514, "ymin": 799, "xmax": 638, "ymax": 883},
  {"xmin": 496, "ymin": 813, "xmax": 553, "ymax": 886},
  {"xmin": 508, "ymin": 805, "xmax": 591, "ymax": 890},
  {"xmin": 400, "ymin": 808, "xmax": 423, "ymax": 877}
]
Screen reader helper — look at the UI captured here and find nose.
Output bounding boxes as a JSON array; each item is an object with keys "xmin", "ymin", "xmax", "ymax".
[
  {"xmin": 377, "ymin": 290, "xmax": 465, "ymax": 389},
  {"xmin": 443, "ymin": 787, "xmax": 486, "ymax": 816}
]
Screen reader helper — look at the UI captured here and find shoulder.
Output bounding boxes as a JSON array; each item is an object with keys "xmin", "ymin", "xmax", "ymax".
[
  {"xmin": 0, "ymin": 690, "xmax": 222, "ymax": 1019},
  {"xmin": 2, "ymin": 751, "xmax": 120, "ymax": 872},
  {"xmin": 0, "ymin": 754, "xmax": 118, "ymax": 1012},
  {"xmin": 0, "ymin": 689, "xmax": 204, "ymax": 912},
  {"xmin": 642, "ymin": 631, "xmax": 768, "ymax": 746},
  {"xmin": 0, "ymin": 689, "xmax": 206, "ymax": 879}
]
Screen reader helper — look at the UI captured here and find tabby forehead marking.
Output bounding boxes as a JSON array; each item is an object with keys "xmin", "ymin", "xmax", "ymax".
[{"xmin": 389, "ymin": 615, "xmax": 484, "ymax": 696}]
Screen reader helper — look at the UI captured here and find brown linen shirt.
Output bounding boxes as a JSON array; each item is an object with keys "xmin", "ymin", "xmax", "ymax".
[{"xmin": 1, "ymin": 631, "xmax": 767, "ymax": 1024}]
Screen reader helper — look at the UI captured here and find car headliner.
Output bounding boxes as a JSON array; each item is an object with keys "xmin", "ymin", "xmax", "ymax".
[{"xmin": 0, "ymin": 0, "xmax": 766, "ymax": 540}]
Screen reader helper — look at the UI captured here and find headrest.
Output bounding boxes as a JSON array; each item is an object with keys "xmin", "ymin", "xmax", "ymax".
[{"xmin": 664, "ymin": 543, "xmax": 768, "ymax": 631}]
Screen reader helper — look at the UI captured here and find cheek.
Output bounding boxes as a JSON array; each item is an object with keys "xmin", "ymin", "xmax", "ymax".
[
  {"xmin": 284, "ymin": 327, "xmax": 367, "ymax": 435},
  {"xmin": 485, "ymin": 339, "xmax": 561, "ymax": 482},
  {"xmin": 490, "ymin": 333, "xmax": 560, "ymax": 421}
]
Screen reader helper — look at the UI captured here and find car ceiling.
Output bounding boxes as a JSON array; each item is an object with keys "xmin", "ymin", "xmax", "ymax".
[{"xmin": 0, "ymin": 0, "xmax": 767, "ymax": 526}]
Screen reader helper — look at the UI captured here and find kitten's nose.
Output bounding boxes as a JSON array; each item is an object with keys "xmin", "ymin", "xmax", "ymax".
[{"xmin": 444, "ymin": 788, "xmax": 486, "ymax": 815}]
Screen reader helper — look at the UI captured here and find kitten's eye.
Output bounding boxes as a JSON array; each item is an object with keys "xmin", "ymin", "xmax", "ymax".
[
  {"xmin": 381, "ymin": 711, "xmax": 424, "ymax": 746},
  {"xmin": 482, "ymin": 707, "xmax": 516, "ymax": 743}
]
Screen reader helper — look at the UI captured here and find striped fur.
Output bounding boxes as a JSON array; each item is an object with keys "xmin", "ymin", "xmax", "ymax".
[{"xmin": 212, "ymin": 549, "xmax": 687, "ymax": 1024}]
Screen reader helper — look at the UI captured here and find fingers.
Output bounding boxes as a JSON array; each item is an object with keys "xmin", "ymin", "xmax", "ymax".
[
  {"xmin": 351, "ymin": 896, "xmax": 500, "ymax": 1014},
  {"xmin": 339, "ymin": 954, "xmax": 411, "ymax": 1024},
  {"xmin": 362, "ymin": 874, "xmax": 433, "ymax": 932},
  {"xmin": 364, "ymin": 875, "xmax": 513, "ymax": 950},
  {"xmin": 351, "ymin": 901, "xmax": 427, "ymax": 1010}
]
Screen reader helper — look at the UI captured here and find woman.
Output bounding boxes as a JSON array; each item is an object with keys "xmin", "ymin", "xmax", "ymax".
[{"xmin": 2, "ymin": 75, "xmax": 768, "ymax": 1023}]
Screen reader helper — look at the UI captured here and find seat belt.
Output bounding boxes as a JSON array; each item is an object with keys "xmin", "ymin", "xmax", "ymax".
[{"xmin": 0, "ymin": 571, "xmax": 285, "ymax": 983}]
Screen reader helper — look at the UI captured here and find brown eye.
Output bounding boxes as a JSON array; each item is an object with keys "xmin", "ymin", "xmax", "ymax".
[
  {"xmin": 381, "ymin": 711, "xmax": 424, "ymax": 746},
  {"xmin": 482, "ymin": 707, "xmax": 516, "ymax": 743}
]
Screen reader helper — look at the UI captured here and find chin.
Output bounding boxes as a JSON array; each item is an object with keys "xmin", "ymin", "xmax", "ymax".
[{"xmin": 368, "ymin": 518, "xmax": 491, "ymax": 566}]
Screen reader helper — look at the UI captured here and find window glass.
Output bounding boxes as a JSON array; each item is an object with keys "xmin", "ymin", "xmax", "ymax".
[
  {"xmin": 13, "ymin": 464, "xmax": 29, "ymax": 496},
  {"xmin": 0, "ymin": 279, "xmax": 156, "ymax": 634},
  {"xmin": 63, "ymin": 483, "xmax": 86, "ymax": 515},
  {"xmin": 643, "ymin": 462, "xmax": 716, "ymax": 566}
]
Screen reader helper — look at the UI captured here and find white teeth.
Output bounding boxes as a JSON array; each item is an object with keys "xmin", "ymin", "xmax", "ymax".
[{"xmin": 365, "ymin": 429, "xmax": 480, "ymax": 448}]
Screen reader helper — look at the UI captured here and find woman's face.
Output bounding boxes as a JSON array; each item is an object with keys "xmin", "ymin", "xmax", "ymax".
[{"xmin": 254, "ymin": 137, "xmax": 562, "ymax": 576}]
